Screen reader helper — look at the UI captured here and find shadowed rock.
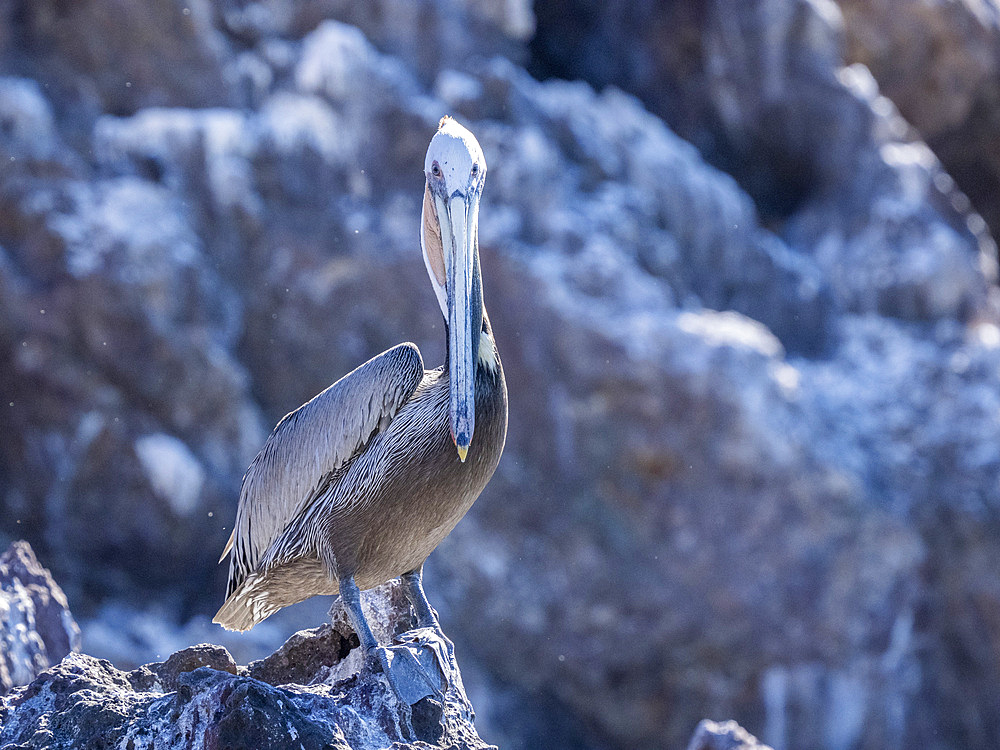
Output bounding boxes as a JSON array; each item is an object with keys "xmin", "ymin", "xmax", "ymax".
[
  {"xmin": 837, "ymin": 0, "xmax": 1000, "ymax": 256},
  {"xmin": 531, "ymin": 0, "xmax": 994, "ymax": 322}
]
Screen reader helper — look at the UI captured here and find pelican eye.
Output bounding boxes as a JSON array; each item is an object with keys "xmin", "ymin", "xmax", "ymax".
[
  {"xmin": 431, "ymin": 161, "xmax": 442, "ymax": 178},
  {"xmin": 471, "ymin": 163, "xmax": 479, "ymax": 177}
]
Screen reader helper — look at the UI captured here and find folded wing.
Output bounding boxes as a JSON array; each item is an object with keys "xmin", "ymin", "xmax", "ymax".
[{"xmin": 220, "ymin": 342, "xmax": 425, "ymax": 601}]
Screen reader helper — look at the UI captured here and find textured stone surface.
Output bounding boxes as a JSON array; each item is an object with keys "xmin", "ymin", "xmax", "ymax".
[
  {"xmin": 1, "ymin": 2, "xmax": 999, "ymax": 750},
  {"xmin": 0, "ymin": 541, "xmax": 80, "ymax": 695},
  {"xmin": 687, "ymin": 720, "xmax": 774, "ymax": 750},
  {"xmin": 531, "ymin": 0, "xmax": 995, "ymax": 322},
  {"xmin": 0, "ymin": 0, "xmax": 236, "ymax": 146},
  {"xmin": 0, "ymin": 75, "xmax": 258, "ymax": 611},
  {"xmin": 0, "ymin": 579, "xmax": 493, "ymax": 749},
  {"xmin": 836, "ymin": 0, "xmax": 1000, "ymax": 253},
  {"xmin": 436, "ymin": 251, "xmax": 931, "ymax": 749}
]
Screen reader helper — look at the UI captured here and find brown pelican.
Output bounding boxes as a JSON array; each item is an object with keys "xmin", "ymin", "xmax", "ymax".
[{"xmin": 213, "ymin": 117, "xmax": 507, "ymax": 703}]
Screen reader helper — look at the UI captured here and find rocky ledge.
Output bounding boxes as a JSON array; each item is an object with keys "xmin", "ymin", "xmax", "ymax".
[
  {"xmin": 0, "ymin": 547, "xmax": 489, "ymax": 750},
  {"xmin": 0, "ymin": 541, "xmax": 770, "ymax": 749},
  {"xmin": 0, "ymin": 633, "xmax": 485, "ymax": 750},
  {"xmin": 1, "ymin": 648, "xmax": 773, "ymax": 750}
]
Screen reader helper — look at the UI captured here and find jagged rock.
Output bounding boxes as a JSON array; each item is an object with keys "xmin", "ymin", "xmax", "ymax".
[
  {"xmin": 0, "ymin": 541, "xmax": 770, "ymax": 750},
  {"xmin": 531, "ymin": 0, "xmax": 994, "ymax": 322},
  {"xmin": 0, "ymin": 564, "xmax": 765, "ymax": 750},
  {"xmin": 0, "ymin": 579, "xmax": 493, "ymax": 750},
  {"xmin": 0, "ymin": 541, "xmax": 80, "ymax": 695},
  {"xmin": 127, "ymin": 643, "xmax": 239, "ymax": 693},
  {"xmin": 836, "ymin": 0, "xmax": 1000, "ymax": 251},
  {"xmin": 687, "ymin": 720, "xmax": 773, "ymax": 750}
]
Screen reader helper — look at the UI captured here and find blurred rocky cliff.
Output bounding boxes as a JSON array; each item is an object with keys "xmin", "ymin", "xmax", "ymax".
[{"xmin": 1, "ymin": 1, "xmax": 999, "ymax": 749}]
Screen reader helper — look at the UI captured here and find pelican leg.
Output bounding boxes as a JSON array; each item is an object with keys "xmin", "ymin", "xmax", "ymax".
[
  {"xmin": 338, "ymin": 574, "xmax": 379, "ymax": 652},
  {"xmin": 402, "ymin": 566, "xmax": 439, "ymax": 630},
  {"xmin": 396, "ymin": 566, "xmax": 456, "ymax": 695},
  {"xmin": 339, "ymin": 573, "xmax": 443, "ymax": 704}
]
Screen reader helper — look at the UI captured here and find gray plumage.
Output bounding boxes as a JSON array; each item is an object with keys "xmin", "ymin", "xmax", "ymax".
[{"xmin": 214, "ymin": 118, "xmax": 507, "ymax": 634}]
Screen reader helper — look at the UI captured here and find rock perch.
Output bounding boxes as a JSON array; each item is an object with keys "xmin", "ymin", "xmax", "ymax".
[{"xmin": 1, "ymin": 578, "xmax": 494, "ymax": 750}]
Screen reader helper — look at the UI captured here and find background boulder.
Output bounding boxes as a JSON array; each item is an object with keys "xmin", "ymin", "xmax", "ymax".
[{"xmin": 0, "ymin": 541, "xmax": 80, "ymax": 695}]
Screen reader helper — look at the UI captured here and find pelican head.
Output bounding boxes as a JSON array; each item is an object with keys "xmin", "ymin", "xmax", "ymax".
[{"xmin": 420, "ymin": 117, "xmax": 487, "ymax": 463}]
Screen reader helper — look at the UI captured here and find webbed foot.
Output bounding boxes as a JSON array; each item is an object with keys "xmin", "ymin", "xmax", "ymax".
[{"xmin": 368, "ymin": 631, "xmax": 447, "ymax": 704}]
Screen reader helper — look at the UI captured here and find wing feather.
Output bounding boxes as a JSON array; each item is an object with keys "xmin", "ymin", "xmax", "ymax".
[{"xmin": 222, "ymin": 342, "xmax": 424, "ymax": 597}]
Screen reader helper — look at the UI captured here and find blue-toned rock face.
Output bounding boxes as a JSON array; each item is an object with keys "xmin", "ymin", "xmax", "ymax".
[
  {"xmin": 0, "ymin": 542, "xmax": 80, "ymax": 695},
  {"xmin": 1, "ymin": 2, "xmax": 999, "ymax": 750}
]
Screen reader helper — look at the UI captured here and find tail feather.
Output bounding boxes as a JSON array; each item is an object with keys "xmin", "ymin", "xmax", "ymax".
[
  {"xmin": 213, "ymin": 574, "xmax": 280, "ymax": 632},
  {"xmin": 218, "ymin": 528, "xmax": 235, "ymax": 564},
  {"xmin": 214, "ymin": 560, "xmax": 335, "ymax": 632}
]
